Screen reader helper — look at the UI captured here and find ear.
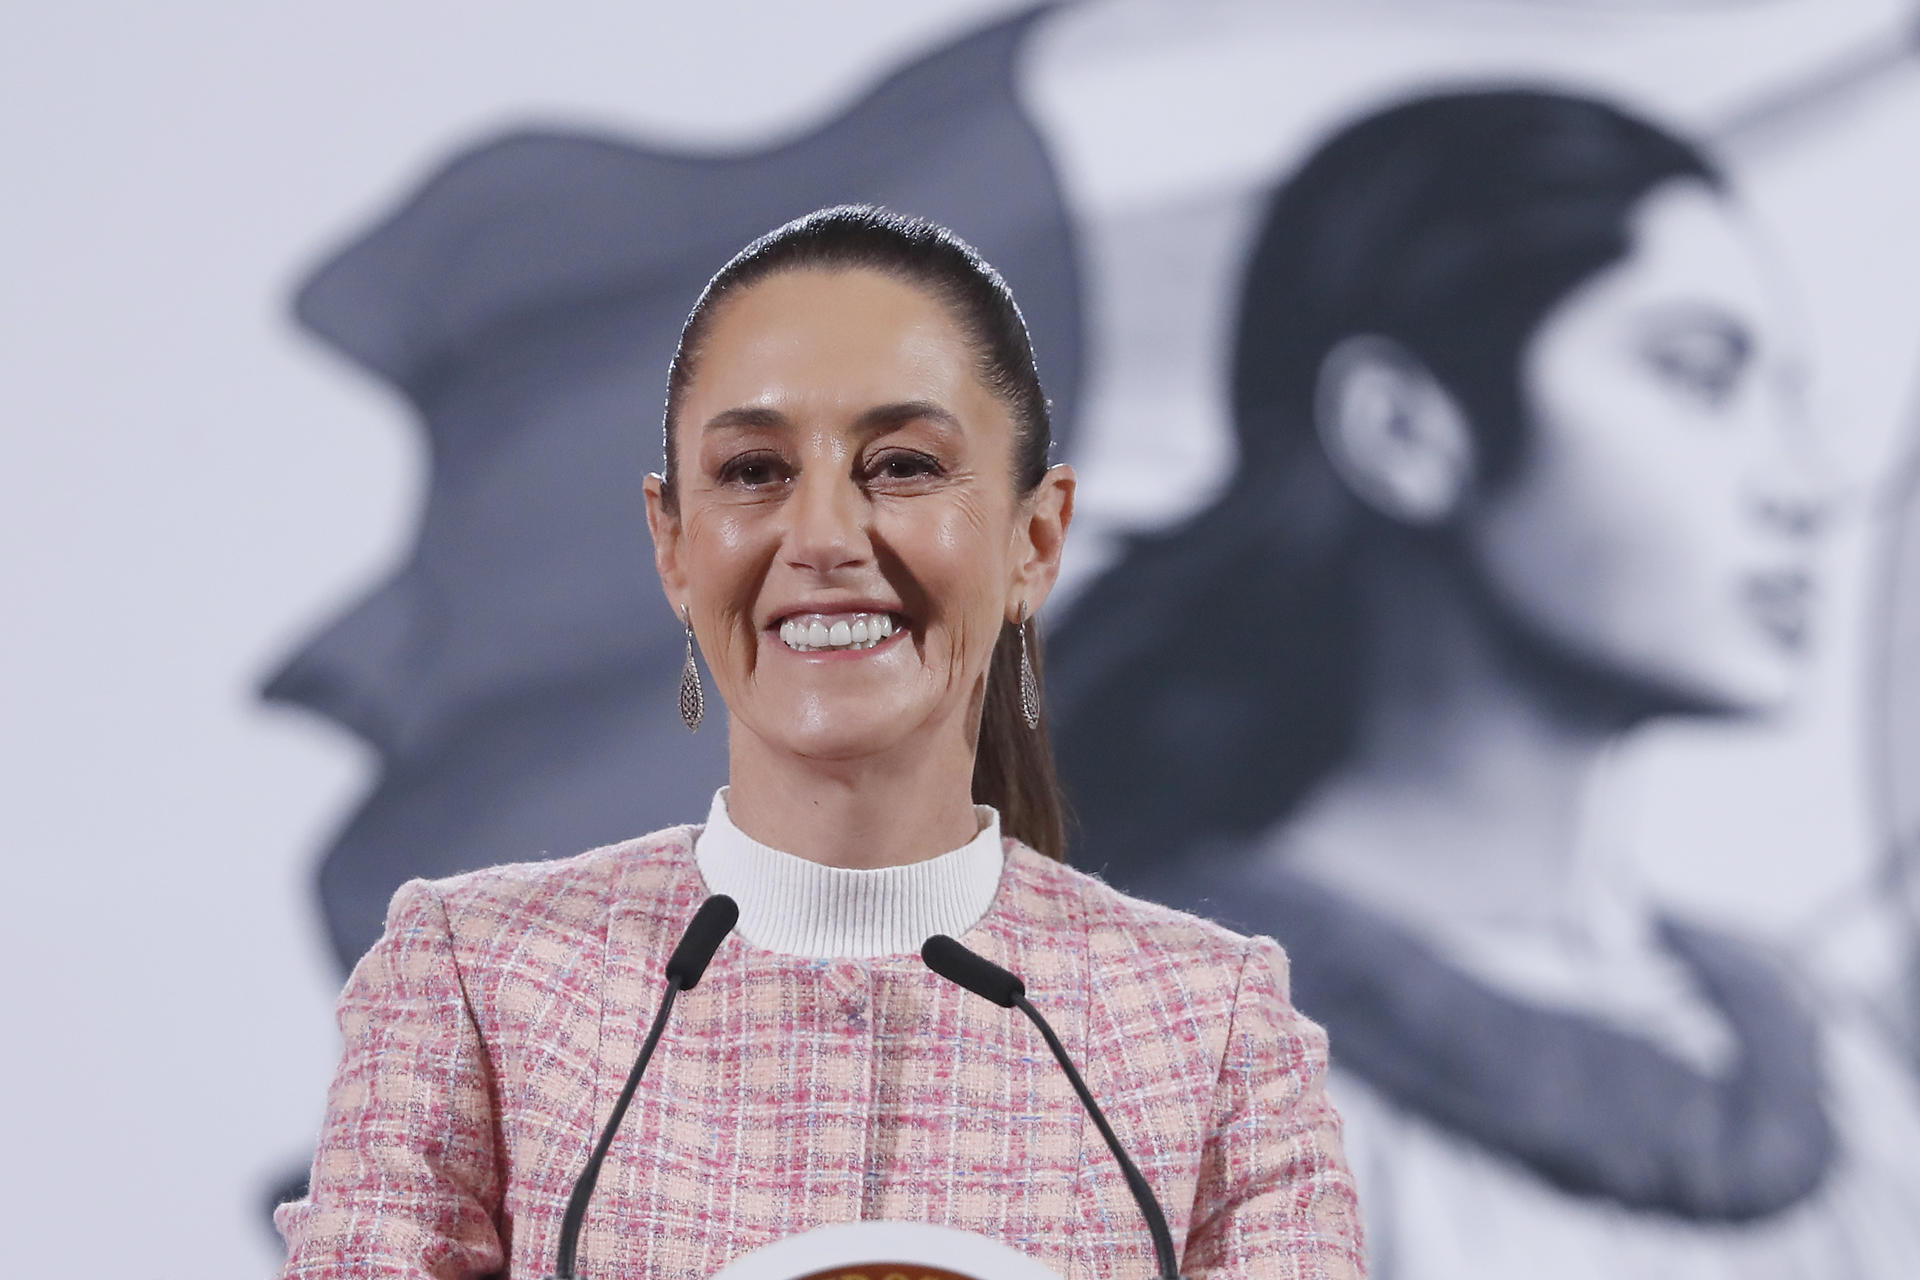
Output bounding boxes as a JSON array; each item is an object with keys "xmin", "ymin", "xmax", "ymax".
[
  {"xmin": 1314, "ymin": 334, "xmax": 1476, "ymax": 525},
  {"xmin": 1008, "ymin": 463, "xmax": 1076, "ymax": 620},
  {"xmin": 642, "ymin": 473, "xmax": 687, "ymax": 614}
]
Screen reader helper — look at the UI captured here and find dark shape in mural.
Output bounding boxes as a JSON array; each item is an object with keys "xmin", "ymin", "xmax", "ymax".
[
  {"xmin": 263, "ymin": 8, "xmax": 1081, "ymax": 974},
  {"xmin": 1049, "ymin": 86, "xmax": 1920, "ymax": 1275}
]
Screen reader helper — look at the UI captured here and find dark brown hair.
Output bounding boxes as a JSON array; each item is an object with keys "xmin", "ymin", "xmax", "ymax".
[{"xmin": 662, "ymin": 204, "xmax": 1068, "ymax": 860}]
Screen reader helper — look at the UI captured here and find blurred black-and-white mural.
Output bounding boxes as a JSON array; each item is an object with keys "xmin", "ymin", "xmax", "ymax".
[
  {"xmin": 269, "ymin": 2, "xmax": 1920, "ymax": 1274},
  {"xmin": 1049, "ymin": 69, "xmax": 1918, "ymax": 1280},
  {"xmin": 16, "ymin": 0, "xmax": 1919, "ymax": 1273}
]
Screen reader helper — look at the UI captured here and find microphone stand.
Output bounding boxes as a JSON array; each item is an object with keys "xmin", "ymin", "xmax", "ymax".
[
  {"xmin": 922, "ymin": 934, "xmax": 1187, "ymax": 1280},
  {"xmin": 549, "ymin": 894, "xmax": 738, "ymax": 1280},
  {"xmin": 551, "ymin": 977, "xmax": 686, "ymax": 1280}
]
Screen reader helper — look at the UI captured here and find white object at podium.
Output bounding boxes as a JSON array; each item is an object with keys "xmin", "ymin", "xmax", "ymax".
[{"xmin": 710, "ymin": 1221, "xmax": 1064, "ymax": 1280}]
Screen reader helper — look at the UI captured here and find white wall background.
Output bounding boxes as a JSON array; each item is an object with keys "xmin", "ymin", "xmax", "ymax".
[{"xmin": 0, "ymin": 4, "xmax": 1026, "ymax": 1273}]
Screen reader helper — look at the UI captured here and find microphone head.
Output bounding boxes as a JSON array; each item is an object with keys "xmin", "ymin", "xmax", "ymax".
[
  {"xmin": 665, "ymin": 894, "xmax": 739, "ymax": 991},
  {"xmin": 921, "ymin": 934, "xmax": 1025, "ymax": 1008}
]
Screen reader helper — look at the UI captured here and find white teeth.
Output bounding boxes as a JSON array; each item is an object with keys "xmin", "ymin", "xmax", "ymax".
[{"xmin": 777, "ymin": 612, "xmax": 900, "ymax": 653}]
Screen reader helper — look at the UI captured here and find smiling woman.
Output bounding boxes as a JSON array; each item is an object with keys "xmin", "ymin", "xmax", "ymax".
[{"xmin": 273, "ymin": 206, "xmax": 1365, "ymax": 1280}]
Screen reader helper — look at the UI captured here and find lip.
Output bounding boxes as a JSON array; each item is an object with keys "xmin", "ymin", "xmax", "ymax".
[{"xmin": 1741, "ymin": 568, "xmax": 1815, "ymax": 652}]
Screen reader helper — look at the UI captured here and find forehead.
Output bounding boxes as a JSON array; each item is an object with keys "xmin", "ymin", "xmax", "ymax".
[
  {"xmin": 1591, "ymin": 178, "xmax": 1798, "ymax": 342},
  {"xmin": 686, "ymin": 267, "xmax": 993, "ymax": 423}
]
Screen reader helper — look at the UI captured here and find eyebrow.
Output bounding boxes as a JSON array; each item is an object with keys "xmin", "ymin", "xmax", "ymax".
[
  {"xmin": 699, "ymin": 405, "xmax": 788, "ymax": 434},
  {"xmin": 698, "ymin": 399, "xmax": 963, "ymax": 437}
]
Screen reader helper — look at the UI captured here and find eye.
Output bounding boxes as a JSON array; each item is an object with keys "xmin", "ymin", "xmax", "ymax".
[
  {"xmin": 865, "ymin": 449, "xmax": 944, "ymax": 483},
  {"xmin": 1640, "ymin": 319, "xmax": 1752, "ymax": 410},
  {"xmin": 716, "ymin": 450, "xmax": 791, "ymax": 490}
]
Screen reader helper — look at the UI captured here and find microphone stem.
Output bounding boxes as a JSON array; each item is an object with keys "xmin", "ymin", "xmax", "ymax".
[
  {"xmin": 554, "ymin": 977, "xmax": 684, "ymax": 1280},
  {"xmin": 1014, "ymin": 995, "xmax": 1183, "ymax": 1280}
]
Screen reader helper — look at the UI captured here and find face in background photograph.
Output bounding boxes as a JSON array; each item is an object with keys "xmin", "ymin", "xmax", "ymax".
[
  {"xmin": 1460, "ymin": 176, "xmax": 1825, "ymax": 717},
  {"xmin": 1046, "ymin": 89, "xmax": 1818, "ymax": 870}
]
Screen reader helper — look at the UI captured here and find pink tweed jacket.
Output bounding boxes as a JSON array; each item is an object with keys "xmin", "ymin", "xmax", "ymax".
[{"xmin": 276, "ymin": 826, "xmax": 1365, "ymax": 1279}]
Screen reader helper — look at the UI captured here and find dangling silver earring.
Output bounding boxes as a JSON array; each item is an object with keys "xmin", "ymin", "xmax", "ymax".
[
  {"xmin": 678, "ymin": 605, "xmax": 705, "ymax": 732},
  {"xmin": 1017, "ymin": 602, "xmax": 1040, "ymax": 731}
]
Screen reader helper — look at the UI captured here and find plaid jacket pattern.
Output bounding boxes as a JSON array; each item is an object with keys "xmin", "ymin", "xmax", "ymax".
[{"xmin": 276, "ymin": 826, "xmax": 1365, "ymax": 1278}]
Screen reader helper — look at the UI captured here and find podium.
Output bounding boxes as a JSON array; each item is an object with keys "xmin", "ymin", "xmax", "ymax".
[{"xmin": 710, "ymin": 1221, "xmax": 1063, "ymax": 1280}]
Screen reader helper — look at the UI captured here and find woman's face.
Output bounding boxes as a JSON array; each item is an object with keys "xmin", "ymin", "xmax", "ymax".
[
  {"xmin": 645, "ymin": 267, "xmax": 1070, "ymax": 768},
  {"xmin": 1462, "ymin": 177, "xmax": 1827, "ymax": 715}
]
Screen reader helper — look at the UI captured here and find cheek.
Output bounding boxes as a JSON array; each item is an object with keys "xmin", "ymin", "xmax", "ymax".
[
  {"xmin": 681, "ymin": 506, "xmax": 780, "ymax": 639},
  {"xmin": 877, "ymin": 492, "xmax": 1007, "ymax": 655},
  {"xmin": 684, "ymin": 506, "xmax": 769, "ymax": 575},
  {"xmin": 1472, "ymin": 371, "xmax": 1748, "ymax": 664}
]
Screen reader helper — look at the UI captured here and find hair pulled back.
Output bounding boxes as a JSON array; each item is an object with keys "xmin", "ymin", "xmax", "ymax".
[
  {"xmin": 1049, "ymin": 88, "xmax": 1722, "ymax": 871},
  {"xmin": 662, "ymin": 205, "xmax": 1068, "ymax": 860}
]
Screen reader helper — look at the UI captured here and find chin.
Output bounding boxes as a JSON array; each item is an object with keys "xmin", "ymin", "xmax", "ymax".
[
  {"xmin": 768, "ymin": 700, "xmax": 925, "ymax": 763},
  {"xmin": 1632, "ymin": 650, "xmax": 1806, "ymax": 721},
  {"xmin": 783, "ymin": 731, "xmax": 904, "ymax": 763},
  {"xmin": 1521, "ymin": 620, "xmax": 1808, "ymax": 723}
]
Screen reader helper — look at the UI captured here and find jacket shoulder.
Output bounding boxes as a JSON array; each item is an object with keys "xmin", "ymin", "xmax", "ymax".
[
  {"xmin": 1004, "ymin": 842, "xmax": 1280, "ymax": 979},
  {"xmin": 385, "ymin": 824, "xmax": 700, "ymax": 950},
  {"xmin": 1001, "ymin": 846, "xmax": 1301, "ymax": 1110}
]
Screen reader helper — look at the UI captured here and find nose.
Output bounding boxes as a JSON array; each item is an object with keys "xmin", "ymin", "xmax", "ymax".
[
  {"xmin": 1751, "ymin": 391, "xmax": 1840, "ymax": 542},
  {"xmin": 783, "ymin": 465, "xmax": 871, "ymax": 575},
  {"xmin": 1752, "ymin": 473, "xmax": 1831, "ymax": 542}
]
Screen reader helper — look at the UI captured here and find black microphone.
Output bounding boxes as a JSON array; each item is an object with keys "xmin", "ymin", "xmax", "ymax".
[
  {"xmin": 550, "ymin": 894, "xmax": 739, "ymax": 1280},
  {"xmin": 921, "ymin": 935, "xmax": 1186, "ymax": 1280}
]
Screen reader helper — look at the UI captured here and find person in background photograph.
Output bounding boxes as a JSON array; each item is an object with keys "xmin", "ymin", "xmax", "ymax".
[
  {"xmin": 274, "ymin": 206, "xmax": 1364, "ymax": 1279},
  {"xmin": 1050, "ymin": 88, "xmax": 1920, "ymax": 1278}
]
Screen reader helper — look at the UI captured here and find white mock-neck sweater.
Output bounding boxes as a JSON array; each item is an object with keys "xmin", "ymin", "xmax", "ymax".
[{"xmin": 691, "ymin": 787, "xmax": 1004, "ymax": 959}]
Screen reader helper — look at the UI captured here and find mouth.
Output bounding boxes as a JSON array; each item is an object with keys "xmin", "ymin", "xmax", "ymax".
[
  {"xmin": 771, "ymin": 610, "xmax": 908, "ymax": 654},
  {"xmin": 1742, "ymin": 569, "xmax": 1815, "ymax": 652}
]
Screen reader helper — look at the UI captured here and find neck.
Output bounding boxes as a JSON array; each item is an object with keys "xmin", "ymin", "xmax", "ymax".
[
  {"xmin": 724, "ymin": 725, "xmax": 982, "ymax": 869},
  {"xmin": 1283, "ymin": 539, "xmax": 1647, "ymax": 936}
]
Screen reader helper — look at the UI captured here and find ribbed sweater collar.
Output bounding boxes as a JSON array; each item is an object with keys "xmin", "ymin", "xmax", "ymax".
[{"xmin": 692, "ymin": 787, "xmax": 1004, "ymax": 959}]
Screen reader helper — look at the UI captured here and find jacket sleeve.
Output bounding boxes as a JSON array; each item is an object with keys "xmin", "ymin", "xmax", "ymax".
[
  {"xmin": 1183, "ymin": 936, "xmax": 1367, "ymax": 1279},
  {"xmin": 277, "ymin": 879, "xmax": 507, "ymax": 1279}
]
